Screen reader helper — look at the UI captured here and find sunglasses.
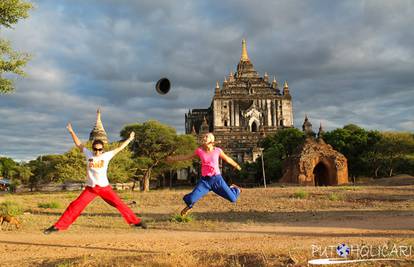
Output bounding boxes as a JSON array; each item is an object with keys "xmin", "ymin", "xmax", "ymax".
[{"xmin": 93, "ymin": 148, "xmax": 104, "ymax": 152}]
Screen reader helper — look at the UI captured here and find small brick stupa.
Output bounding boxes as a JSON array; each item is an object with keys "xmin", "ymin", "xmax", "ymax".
[{"xmin": 280, "ymin": 116, "xmax": 348, "ymax": 186}]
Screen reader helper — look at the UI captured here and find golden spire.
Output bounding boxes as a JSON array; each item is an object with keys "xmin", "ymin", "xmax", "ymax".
[
  {"xmin": 283, "ymin": 80, "xmax": 289, "ymax": 89},
  {"xmin": 240, "ymin": 39, "xmax": 250, "ymax": 61},
  {"xmin": 97, "ymin": 107, "xmax": 101, "ymax": 116},
  {"xmin": 96, "ymin": 108, "xmax": 104, "ymax": 129},
  {"xmin": 216, "ymin": 81, "xmax": 220, "ymax": 89}
]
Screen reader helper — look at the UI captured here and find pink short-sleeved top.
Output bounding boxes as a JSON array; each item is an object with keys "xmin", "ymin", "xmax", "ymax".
[{"xmin": 195, "ymin": 147, "xmax": 222, "ymax": 177}]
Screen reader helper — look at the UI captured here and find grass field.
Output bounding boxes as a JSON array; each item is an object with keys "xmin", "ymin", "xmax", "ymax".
[{"xmin": 1, "ymin": 176, "xmax": 414, "ymax": 266}]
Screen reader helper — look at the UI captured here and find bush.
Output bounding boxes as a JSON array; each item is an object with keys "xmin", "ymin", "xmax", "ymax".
[
  {"xmin": 0, "ymin": 201, "xmax": 24, "ymax": 216},
  {"xmin": 8, "ymin": 180, "xmax": 21, "ymax": 192},
  {"xmin": 170, "ymin": 214, "xmax": 194, "ymax": 223},
  {"xmin": 292, "ymin": 190, "xmax": 309, "ymax": 199},
  {"xmin": 338, "ymin": 186, "xmax": 361, "ymax": 191},
  {"xmin": 328, "ymin": 193, "xmax": 344, "ymax": 201},
  {"xmin": 38, "ymin": 202, "xmax": 61, "ymax": 209}
]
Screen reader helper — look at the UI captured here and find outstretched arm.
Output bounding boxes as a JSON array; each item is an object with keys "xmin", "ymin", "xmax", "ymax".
[
  {"xmin": 166, "ymin": 152, "xmax": 196, "ymax": 163},
  {"xmin": 112, "ymin": 132, "xmax": 135, "ymax": 155},
  {"xmin": 220, "ymin": 151, "xmax": 241, "ymax": 171},
  {"xmin": 67, "ymin": 123, "xmax": 84, "ymax": 150}
]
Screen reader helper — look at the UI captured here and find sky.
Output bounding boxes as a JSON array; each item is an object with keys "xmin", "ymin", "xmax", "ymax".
[{"xmin": 1, "ymin": 0, "xmax": 413, "ymax": 162}]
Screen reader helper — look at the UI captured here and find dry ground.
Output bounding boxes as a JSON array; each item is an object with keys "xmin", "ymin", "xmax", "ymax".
[{"xmin": 1, "ymin": 176, "xmax": 414, "ymax": 266}]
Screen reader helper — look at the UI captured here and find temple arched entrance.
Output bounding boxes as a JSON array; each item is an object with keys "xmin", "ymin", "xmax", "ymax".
[
  {"xmin": 251, "ymin": 121, "xmax": 258, "ymax": 132},
  {"xmin": 312, "ymin": 158, "xmax": 340, "ymax": 186},
  {"xmin": 313, "ymin": 162, "xmax": 331, "ymax": 186}
]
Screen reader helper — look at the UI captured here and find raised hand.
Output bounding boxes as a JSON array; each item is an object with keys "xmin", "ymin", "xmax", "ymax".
[
  {"xmin": 129, "ymin": 131, "xmax": 135, "ymax": 139},
  {"xmin": 66, "ymin": 122, "xmax": 73, "ymax": 132}
]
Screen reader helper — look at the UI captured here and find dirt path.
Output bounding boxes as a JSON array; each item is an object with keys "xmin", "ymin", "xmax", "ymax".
[{"xmin": 2, "ymin": 214, "xmax": 414, "ymax": 266}]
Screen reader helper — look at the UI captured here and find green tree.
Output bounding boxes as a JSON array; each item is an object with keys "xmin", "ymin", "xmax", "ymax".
[
  {"xmin": 106, "ymin": 142, "xmax": 135, "ymax": 183},
  {"xmin": 260, "ymin": 128, "xmax": 305, "ymax": 182},
  {"xmin": 54, "ymin": 147, "xmax": 85, "ymax": 183},
  {"xmin": 0, "ymin": 157, "xmax": 31, "ymax": 191},
  {"xmin": 323, "ymin": 125, "xmax": 414, "ymax": 178},
  {"xmin": 27, "ymin": 155, "xmax": 64, "ymax": 190},
  {"xmin": 0, "ymin": 157, "xmax": 17, "ymax": 178},
  {"xmin": 12, "ymin": 163, "xmax": 32, "ymax": 184},
  {"xmin": 359, "ymin": 130, "xmax": 383, "ymax": 177},
  {"xmin": 121, "ymin": 120, "xmax": 197, "ymax": 191},
  {"xmin": 0, "ymin": 0, "xmax": 33, "ymax": 93},
  {"xmin": 377, "ymin": 132, "xmax": 414, "ymax": 176},
  {"xmin": 323, "ymin": 124, "xmax": 373, "ymax": 178},
  {"xmin": 167, "ymin": 134, "xmax": 198, "ymax": 170},
  {"xmin": 395, "ymin": 154, "xmax": 414, "ymax": 176},
  {"xmin": 154, "ymin": 134, "xmax": 198, "ymax": 188}
]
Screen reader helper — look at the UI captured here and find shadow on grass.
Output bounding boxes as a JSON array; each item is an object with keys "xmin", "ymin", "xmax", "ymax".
[
  {"xmin": 33, "ymin": 209, "xmax": 414, "ymax": 225},
  {"xmin": 346, "ymin": 194, "xmax": 414, "ymax": 201},
  {"xmin": 28, "ymin": 210, "xmax": 145, "ymax": 218},
  {"xmin": 148, "ymin": 209, "xmax": 414, "ymax": 224}
]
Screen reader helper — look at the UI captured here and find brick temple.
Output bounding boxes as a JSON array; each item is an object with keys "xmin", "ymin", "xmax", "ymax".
[{"xmin": 280, "ymin": 116, "xmax": 349, "ymax": 186}]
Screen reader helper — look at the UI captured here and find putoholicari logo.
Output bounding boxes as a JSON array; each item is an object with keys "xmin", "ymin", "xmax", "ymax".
[
  {"xmin": 308, "ymin": 243, "xmax": 413, "ymax": 265},
  {"xmin": 336, "ymin": 244, "xmax": 350, "ymax": 258}
]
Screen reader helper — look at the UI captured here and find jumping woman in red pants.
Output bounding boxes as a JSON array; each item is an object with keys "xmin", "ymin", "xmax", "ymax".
[{"xmin": 43, "ymin": 123, "xmax": 146, "ymax": 234}]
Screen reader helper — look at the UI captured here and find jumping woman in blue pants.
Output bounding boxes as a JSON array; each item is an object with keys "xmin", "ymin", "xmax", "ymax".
[{"xmin": 167, "ymin": 133, "xmax": 242, "ymax": 216}]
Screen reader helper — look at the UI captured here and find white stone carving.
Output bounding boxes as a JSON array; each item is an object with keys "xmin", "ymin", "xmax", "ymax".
[{"xmin": 242, "ymin": 102, "xmax": 262, "ymax": 132}]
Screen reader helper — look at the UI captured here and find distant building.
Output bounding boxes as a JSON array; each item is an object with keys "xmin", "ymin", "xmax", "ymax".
[
  {"xmin": 185, "ymin": 40, "xmax": 294, "ymax": 163},
  {"xmin": 280, "ymin": 116, "xmax": 349, "ymax": 186},
  {"xmin": 89, "ymin": 108, "xmax": 109, "ymax": 143},
  {"xmin": 0, "ymin": 178, "xmax": 11, "ymax": 191}
]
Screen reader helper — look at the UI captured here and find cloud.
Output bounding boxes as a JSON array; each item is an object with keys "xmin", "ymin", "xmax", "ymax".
[{"xmin": 0, "ymin": 0, "xmax": 413, "ymax": 161}]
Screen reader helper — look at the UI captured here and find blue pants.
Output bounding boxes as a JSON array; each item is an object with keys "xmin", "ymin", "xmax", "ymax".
[{"xmin": 183, "ymin": 175, "xmax": 240, "ymax": 208}]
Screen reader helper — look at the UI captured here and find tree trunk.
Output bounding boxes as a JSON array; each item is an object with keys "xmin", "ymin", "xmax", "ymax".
[
  {"xmin": 374, "ymin": 166, "xmax": 380, "ymax": 178},
  {"xmin": 162, "ymin": 174, "xmax": 166, "ymax": 188},
  {"xmin": 143, "ymin": 168, "xmax": 151, "ymax": 192},
  {"xmin": 389, "ymin": 168, "xmax": 393, "ymax": 177}
]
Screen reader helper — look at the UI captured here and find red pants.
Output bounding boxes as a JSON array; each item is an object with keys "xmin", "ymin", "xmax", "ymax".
[{"xmin": 54, "ymin": 185, "xmax": 141, "ymax": 230}]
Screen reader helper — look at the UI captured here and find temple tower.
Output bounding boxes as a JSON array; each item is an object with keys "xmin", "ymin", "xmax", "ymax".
[
  {"xmin": 185, "ymin": 40, "xmax": 294, "ymax": 163},
  {"xmin": 89, "ymin": 108, "xmax": 109, "ymax": 143}
]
